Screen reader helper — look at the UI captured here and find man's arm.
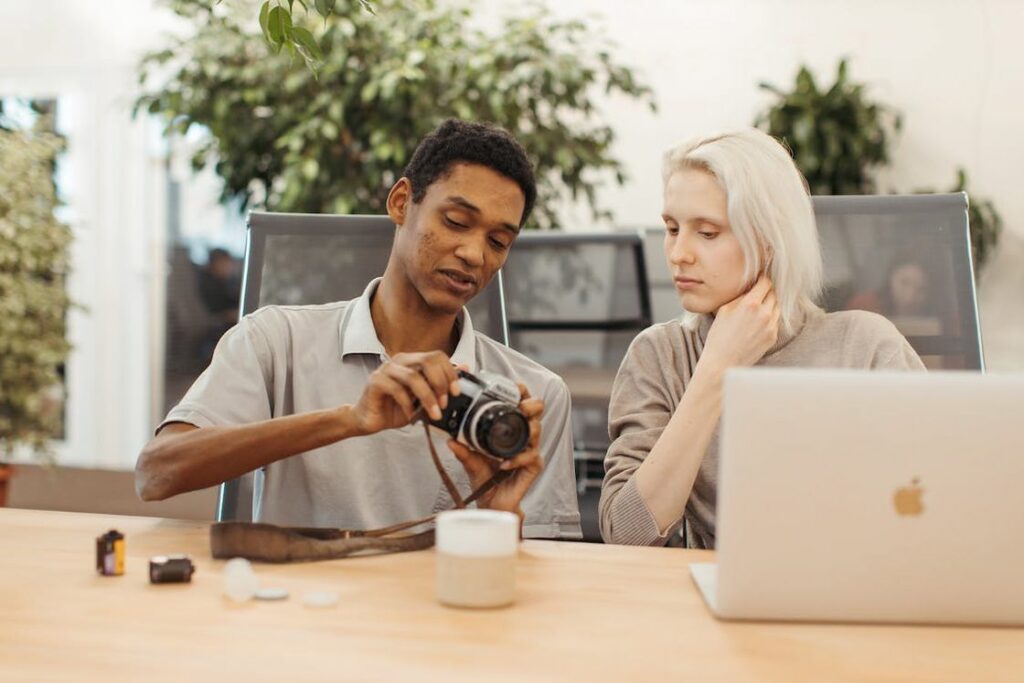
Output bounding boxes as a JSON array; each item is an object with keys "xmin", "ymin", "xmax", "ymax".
[
  {"xmin": 135, "ymin": 407, "xmax": 363, "ymax": 501},
  {"xmin": 136, "ymin": 350, "xmax": 461, "ymax": 501}
]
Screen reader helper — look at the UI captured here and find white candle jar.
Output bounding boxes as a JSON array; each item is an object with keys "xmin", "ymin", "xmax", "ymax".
[{"xmin": 435, "ymin": 509, "xmax": 519, "ymax": 608}]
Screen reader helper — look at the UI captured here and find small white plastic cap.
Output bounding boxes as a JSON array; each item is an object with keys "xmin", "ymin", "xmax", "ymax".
[
  {"xmin": 223, "ymin": 557, "xmax": 259, "ymax": 602},
  {"xmin": 302, "ymin": 591, "xmax": 340, "ymax": 608},
  {"xmin": 435, "ymin": 509, "xmax": 519, "ymax": 557}
]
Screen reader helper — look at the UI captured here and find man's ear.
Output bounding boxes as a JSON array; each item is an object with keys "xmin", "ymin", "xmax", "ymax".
[{"xmin": 386, "ymin": 177, "xmax": 413, "ymax": 227}]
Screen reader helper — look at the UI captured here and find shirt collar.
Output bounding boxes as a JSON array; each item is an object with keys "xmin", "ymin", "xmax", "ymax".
[{"xmin": 339, "ymin": 277, "xmax": 478, "ymax": 371}]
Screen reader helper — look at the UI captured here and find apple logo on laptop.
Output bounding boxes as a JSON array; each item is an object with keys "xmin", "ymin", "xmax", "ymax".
[{"xmin": 893, "ymin": 478, "xmax": 924, "ymax": 516}]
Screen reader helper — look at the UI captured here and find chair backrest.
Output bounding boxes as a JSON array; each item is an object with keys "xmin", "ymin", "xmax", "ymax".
[
  {"xmin": 216, "ymin": 212, "xmax": 510, "ymax": 522},
  {"xmin": 643, "ymin": 193, "xmax": 984, "ymax": 370},
  {"xmin": 502, "ymin": 232, "xmax": 652, "ymax": 542},
  {"xmin": 814, "ymin": 193, "xmax": 982, "ymax": 369},
  {"xmin": 502, "ymin": 232, "xmax": 652, "ymax": 457}
]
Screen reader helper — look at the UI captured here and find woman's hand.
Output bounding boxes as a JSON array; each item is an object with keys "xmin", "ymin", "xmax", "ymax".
[{"xmin": 699, "ymin": 274, "xmax": 780, "ymax": 373}]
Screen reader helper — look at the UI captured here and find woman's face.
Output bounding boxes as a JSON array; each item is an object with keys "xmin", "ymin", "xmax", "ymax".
[
  {"xmin": 662, "ymin": 167, "xmax": 748, "ymax": 315},
  {"xmin": 888, "ymin": 262, "xmax": 928, "ymax": 315}
]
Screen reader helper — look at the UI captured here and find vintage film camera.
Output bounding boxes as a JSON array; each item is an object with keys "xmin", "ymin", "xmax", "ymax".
[{"xmin": 426, "ymin": 370, "xmax": 529, "ymax": 459}]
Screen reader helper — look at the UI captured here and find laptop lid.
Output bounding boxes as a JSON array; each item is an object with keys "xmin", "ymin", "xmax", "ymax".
[{"xmin": 711, "ymin": 367, "xmax": 1024, "ymax": 625}]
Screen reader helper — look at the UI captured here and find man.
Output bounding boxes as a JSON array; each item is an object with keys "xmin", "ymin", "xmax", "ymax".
[
  {"xmin": 197, "ymin": 247, "xmax": 240, "ymax": 321},
  {"xmin": 196, "ymin": 247, "xmax": 240, "ymax": 362},
  {"xmin": 136, "ymin": 120, "xmax": 582, "ymax": 539}
]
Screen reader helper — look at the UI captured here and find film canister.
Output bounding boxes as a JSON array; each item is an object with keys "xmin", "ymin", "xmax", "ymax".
[
  {"xmin": 96, "ymin": 529, "xmax": 125, "ymax": 576},
  {"xmin": 149, "ymin": 555, "xmax": 195, "ymax": 584}
]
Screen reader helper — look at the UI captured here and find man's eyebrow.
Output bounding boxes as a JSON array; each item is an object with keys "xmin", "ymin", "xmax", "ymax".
[
  {"xmin": 446, "ymin": 196, "xmax": 480, "ymax": 213},
  {"xmin": 445, "ymin": 195, "xmax": 520, "ymax": 234}
]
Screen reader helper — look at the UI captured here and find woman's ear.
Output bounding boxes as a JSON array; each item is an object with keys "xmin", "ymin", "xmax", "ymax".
[{"xmin": 386, "ymin": 177, "xmax": 412, "ymax": 227}]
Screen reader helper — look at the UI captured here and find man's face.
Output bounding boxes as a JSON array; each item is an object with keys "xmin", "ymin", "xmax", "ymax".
[
  {"xmin": 210, "ymin": 255, "xmax": 235, "ymax": 279},
  {"xmin": 388, "ymin": 163, "xmax": 525, "ymax": 315}
]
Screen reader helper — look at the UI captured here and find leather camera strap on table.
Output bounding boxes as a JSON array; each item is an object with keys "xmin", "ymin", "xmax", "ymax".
[{"xmin": 210, "ymin": 423, "xmax": 513, "ymax": 563}]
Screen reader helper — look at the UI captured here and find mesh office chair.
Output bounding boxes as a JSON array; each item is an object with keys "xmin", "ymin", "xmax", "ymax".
[
  {"xmin": 215, "ymin": 212, "xmax": 510, "ymax": 522},
  {"xmin": 815, "ymin": 193, "xmax": 983, "ymax": 369},
  {"xmin": 643, "ymin": 193, "xmax": 984, "ymax": 370},
  {"xmin": 501, "ymin": 232, "xmax": 652, "ymax": 541}
]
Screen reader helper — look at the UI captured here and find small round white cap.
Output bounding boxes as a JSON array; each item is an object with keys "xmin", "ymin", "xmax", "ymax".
[
  {"xmin": 302, "ymin": 591, "xmax": 340, "ymax": 608},
  {"xmin": 435, "ymin": 509, "xmax": 519, "ymax": 557},
  {"xmin": 223, "ymin": 557, "xmax": 259, "ymax": 602}
]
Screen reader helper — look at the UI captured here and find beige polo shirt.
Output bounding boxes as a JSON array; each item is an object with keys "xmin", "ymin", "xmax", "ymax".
[{"xmin": 162, "ymin": 279, "xmax": 582, "ymax": 539}]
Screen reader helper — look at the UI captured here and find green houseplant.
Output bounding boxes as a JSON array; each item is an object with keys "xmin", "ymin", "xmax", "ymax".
[
  {"xmin": 755, "ymin": 58, "xmax": 902, "ymax": 196},
  {"xmin": 137, "ymin": 0, "xmax": 655, "ymax": 229},
  {"xmin": 756, "ymin": 59, "xmax": 1002, "ymax": 273},
  {"xmin": 920, "ymin": 167, "xmax": 1003, "ymax": 273},
  {"xmin": 253, "ymin": 0, "xmax": 376, "ymax": 71},
  {"xmin": 0, "ymin": 117, "xmax": 72, "ymax": 492}
]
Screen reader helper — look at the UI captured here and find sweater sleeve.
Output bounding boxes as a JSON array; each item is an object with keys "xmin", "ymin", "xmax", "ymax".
[
  {"xmin": 599, "ymin": 328, "xmax": 684, "ymax": 546},
  {"xmin": 861, "ymin": 314, "xmax": 928, "ymax": 371}
]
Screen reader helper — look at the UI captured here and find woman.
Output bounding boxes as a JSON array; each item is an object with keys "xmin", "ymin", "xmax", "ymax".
[{"xmin": 599, "ymin": 129, "xmax": 924, "ymax": 549}]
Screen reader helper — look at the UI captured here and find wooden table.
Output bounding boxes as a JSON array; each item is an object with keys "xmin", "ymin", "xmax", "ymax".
[{"xmin": 1, "ymin": 508, "xmax": 1022, "ymax": 682}]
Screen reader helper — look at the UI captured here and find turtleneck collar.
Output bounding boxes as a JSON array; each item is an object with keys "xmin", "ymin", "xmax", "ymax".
[{"xmin": 690, "ymin": 305, "xmax": 822, "ymax": 358}]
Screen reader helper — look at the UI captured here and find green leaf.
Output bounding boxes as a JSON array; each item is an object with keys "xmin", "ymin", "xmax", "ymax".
[
  {"xmin": 267, "ymin": 6, "xmax": 285, "ymax": 45},
  {"xmin": 291, "ymin": 26, "xmax": 323, "ymax": 61},
  {"xmin": 258, "ymin": 1, "xmax": 271, "ymax": 40},
  {"xmin": 314, "ymin": 0, "xmax": 330, "ymax": 17},
  {"xmin": 280, "ymin": 7, "xmax": 293, "ymax": 39}
]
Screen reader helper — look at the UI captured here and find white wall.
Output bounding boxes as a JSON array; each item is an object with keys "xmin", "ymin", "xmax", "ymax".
[{"xmin": 489, "ymin": 0, "xmax": 1023, "ymax": 369}]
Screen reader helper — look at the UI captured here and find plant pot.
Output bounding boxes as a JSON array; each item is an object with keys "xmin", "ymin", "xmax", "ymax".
[{"xmin": 0, "ymin": 464, "xmax": 14, "ymax": 507}]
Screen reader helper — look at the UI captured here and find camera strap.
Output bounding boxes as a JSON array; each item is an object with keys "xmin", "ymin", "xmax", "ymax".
[{"xmin": 210, "ymin": 423, "xmax": 513, "ymax": 563}]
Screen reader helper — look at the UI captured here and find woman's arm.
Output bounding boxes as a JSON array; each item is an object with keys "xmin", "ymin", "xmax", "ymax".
[{"xmin": 600, "ymin": 276, "xmax": 779, "ymax": 544}]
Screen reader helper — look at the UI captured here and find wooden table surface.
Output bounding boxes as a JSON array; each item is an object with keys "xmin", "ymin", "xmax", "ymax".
[{"xmin": 1, "ymin": 508, "xmax": 1022, "ymax": 682}]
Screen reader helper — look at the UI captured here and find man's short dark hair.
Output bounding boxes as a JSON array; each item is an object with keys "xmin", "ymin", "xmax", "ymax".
[{"xmin": 402, "ymin": 119, "xmax": 537, "ymax": 227}]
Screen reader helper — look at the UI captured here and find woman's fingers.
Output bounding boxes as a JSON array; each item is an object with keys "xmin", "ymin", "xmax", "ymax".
[{"xmin": 747, "ymin": 273, "xmax": 774, "ymax": 303}]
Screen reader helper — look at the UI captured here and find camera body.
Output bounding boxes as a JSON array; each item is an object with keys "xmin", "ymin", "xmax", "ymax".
[{"xmin": 427, "ymin": 370, "xmax": 530, "ymax": 459}]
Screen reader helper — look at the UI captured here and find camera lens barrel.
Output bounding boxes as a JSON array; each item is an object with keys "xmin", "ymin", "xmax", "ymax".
[{"xmin": 471, "ymin": 404, "xmax": 530, "ymax": 458}]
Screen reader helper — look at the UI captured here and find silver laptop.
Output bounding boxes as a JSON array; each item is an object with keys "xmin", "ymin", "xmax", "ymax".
[{"xmin": 690, "ymin": 368, "xmax": 1024, "ymax": 626}]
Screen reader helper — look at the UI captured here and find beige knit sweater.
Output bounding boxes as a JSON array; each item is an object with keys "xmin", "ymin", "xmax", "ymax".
[{"xmin": 599, "ymin": 307, "xmax": 926, "ymax": 549}]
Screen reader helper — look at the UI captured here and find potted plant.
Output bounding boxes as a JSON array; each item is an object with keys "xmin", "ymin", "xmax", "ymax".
[
  {"xmin": 756, "ymin": 59, "xmax": 1002, "ymax": 273},
  {"xmin": 0, "ymin": 113, "xmax": 72, "ymax": 503},
  {"xmin": 755, "ymin": 58, "xmax": 902, "ymax": 196},
  {"xmin": 926, "ymin": 168, "xmax": 1003, "ymax": 274},
  {"xmin": 136, "ymin": 0, "xmax": 656, "ymax": 229}
]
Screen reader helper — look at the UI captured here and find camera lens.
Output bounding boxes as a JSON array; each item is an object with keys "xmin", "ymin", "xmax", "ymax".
[{"xmin": 473, "ymin": 405, "xmax": 529, "ymax": 458}]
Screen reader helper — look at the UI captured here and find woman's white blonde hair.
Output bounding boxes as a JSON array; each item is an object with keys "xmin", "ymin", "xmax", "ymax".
[{"xmin": 662, "ymin": 128, "xmax": 823, "ymax": 337}]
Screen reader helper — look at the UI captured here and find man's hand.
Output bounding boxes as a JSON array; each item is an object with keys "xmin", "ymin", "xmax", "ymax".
[
  {"xmin": 699, "ymin": 274, "xmax": 780, "ymax": 373},
  {"xmin": 447, "ymin": 383, "xmax": 544, "ymax": 521},
  {"xmin": 350, "ymin": 351, "xmax": 461, "ymax": 436}
]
